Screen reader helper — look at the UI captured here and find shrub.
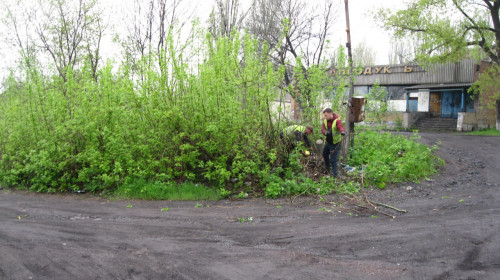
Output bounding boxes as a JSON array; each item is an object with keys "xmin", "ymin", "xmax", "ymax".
[
  {"xmin": 348, "ymin": 130, "xmax": 444, "ymax": 188},
  {"xmin": 0, "ymin": 31, "xmax": 324, "ymax": 195}
]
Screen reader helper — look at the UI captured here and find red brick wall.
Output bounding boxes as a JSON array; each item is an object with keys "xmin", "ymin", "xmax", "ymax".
[{"xmin": 473, "ymin": 61, "xmax": 497, "ymax": 125}]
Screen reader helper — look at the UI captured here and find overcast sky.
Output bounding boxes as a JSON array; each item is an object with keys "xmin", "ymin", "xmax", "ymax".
[
  {"xmin": 0, "ymin": 0, "xmax": 408, "ymax": 84},
  {"xmin": 183, "ymin": 0, "xmax": 408, "ymax": 64},
  {"xmin": 333, "ymin": 0, "xmax": 407, "ymax": 64}
]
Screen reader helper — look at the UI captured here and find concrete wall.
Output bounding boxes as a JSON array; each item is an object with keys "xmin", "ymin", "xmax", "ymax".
[
  {"xmin": 322, "ymin": 99, "xmax": 407, "ymax": 113},
  {"xmin": 358, "ymin": 112, "xmax": 404, "ymax": 129},
  {"xmin": 418, "ymin": 90, "xmax": 430, "ymax": 112},
  {"xmin": 388, "ymin": 100, "xmax": 406, "ymax": 112},
  {"xmin": 457, "ymin": 112, "xmax": 496, "ymax": 131}
]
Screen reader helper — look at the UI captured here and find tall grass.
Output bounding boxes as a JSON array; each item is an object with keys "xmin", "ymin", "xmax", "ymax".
[
  {"xmin": 348, "ymin": 131, "xmax": 444, "ymax": 188},
  {"xmin": 114, "ymin": 180, "xmax": 222, "ymax": 200}
]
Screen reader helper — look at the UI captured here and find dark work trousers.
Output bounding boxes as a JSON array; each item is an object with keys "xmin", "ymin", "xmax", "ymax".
[{"xmin": 322, "ymin": 142, "xmax": 341, "ymax": 177}]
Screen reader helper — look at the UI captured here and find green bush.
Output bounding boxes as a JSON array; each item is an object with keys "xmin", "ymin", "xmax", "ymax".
[
  {"xmin": 348, "ymin": 130, "xmax": 444, "ymax": 188},
  {"xmin": 0, "ymin": 27, "xmax": 443, "ymax": 198},
  {"xmin": 0, "ymin": 32, "xmax": 317, "ymax": 195},
  {"xmin": 262, "ymin": 151, "xmax": 362, "ymax": 198}
]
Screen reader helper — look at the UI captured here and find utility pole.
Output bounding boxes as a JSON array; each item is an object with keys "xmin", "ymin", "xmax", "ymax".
[{"xmin": 344, "ymin": 0, "xmax": 355, "ymax": 154}]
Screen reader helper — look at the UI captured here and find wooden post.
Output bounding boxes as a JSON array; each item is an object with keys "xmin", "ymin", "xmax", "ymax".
[{"xmin": 344, "ymin": 0, "xmax": 355, "ymax": 153}]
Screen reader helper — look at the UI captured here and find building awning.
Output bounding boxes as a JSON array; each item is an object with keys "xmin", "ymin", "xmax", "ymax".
[{"xmin": 405, "ymin": 83, "xmax": 472, "ymax": 90}]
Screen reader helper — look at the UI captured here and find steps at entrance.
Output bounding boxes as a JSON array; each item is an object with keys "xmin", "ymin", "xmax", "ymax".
[{"xmin": 412, "ymin": 117, "xmax": 457, "ymax": 131}]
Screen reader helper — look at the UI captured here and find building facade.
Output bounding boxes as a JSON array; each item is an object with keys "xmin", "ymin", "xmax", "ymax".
[{"xmin": 337, "ymin": 59, "xmax": 496, "ymax": 130}]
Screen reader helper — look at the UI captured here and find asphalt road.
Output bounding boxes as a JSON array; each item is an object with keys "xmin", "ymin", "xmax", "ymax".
[{"xmin": 1, "ymin": 133, "xmax": 499, "ymax": 279}]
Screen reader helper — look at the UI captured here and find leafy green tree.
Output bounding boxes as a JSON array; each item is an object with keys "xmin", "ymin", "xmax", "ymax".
[
  {"xmin": 377, "ymin": 0, "xmax": 500, "ymax": 130},
  {"xmin": 366, "ymin": 81, "xmax": 389, "ymax": 125}
]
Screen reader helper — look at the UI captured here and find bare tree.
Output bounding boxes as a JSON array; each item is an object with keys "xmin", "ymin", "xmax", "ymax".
[
  {"xmin": 352, "ymin": 40, "xmax": 377, "ymax": 66},
  {"xmin": 2, "ymin": 1, "xmax": 36, "ymax": 66},
  {"xmin": 247, "ymin": 0, "xmax": 336, "ymax": 68},
  {"xmin": 246, "ymin": 0, "xmax": 339, "ymax": 110},
  {"xmin": 208, "ymin": 0, "xmax": 248, "ymax": 41},
  {"xmin": 387, "ymin": 39, "xmax": 418, "ymax": 65},
  {"xmin": 1, "ymin": 0, "xmax": 107, "ymax": 82},
  {"xmin": 31, "ymin": 0, "xmax": 106, "ymax": 81},
  {"xmin": 120, "ymin": 0, "xmax": 192, "ymax": 72}
]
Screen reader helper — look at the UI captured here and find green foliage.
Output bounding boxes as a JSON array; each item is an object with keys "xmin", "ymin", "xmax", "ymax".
[
  {"xmin": 365, "ymin": 81, "xmax": 389, "ymax": 124},
  {"xmin": 318, "ymin": 207, "xmax": 332, "ymax": 213},
  {"xmin": 0, "ymin": 31, "xmax": 287, "ymax": 194},
  {"xmin": 335, "ymin": 181, "xmax": 361, "ymax": 194},
  {"xmin": 0, "ymin": 21, "xmax": 445, "ymax": 199},
  {"xmin": 291, "ymin": 57, "xmax": 335, "ymax": 125},
  {"xmin": 378, "ymin": 0, "xmax": 499, "ymax": 130},
  {"xmin": 469, "ymin": 63, "xmax": 500, "ymax": 104},
  {"xmin": 348, "ymin": 130, "xmax": 443, "ymax": 188},
  {"xmin": 460, "ymin": 128, "xmax": 500, "ymax": 136},
  {"xmin": 328, "ymin": 45, "xmax": 353, "ymax": 114},
  {"xmin": 262, "ymin": 152, "xmax": 361, "ymax": 198},
  {"xmin": 238, "ymin": 217, "xmax": 254, "ymax": 223},
  {"xmin": 114, "ymin": 179, "xmax": 222, "ymax": 201},
  {"xmin": 236, "ymin": 191, "xmax": 248, "ymax": 199},
  {"xmin": 218, "ymin": 188, "xmax": 232, "ymax": 199},
  {"xmin": 377, "ymin": 0, "xmax": 497, "ymax": 65}
]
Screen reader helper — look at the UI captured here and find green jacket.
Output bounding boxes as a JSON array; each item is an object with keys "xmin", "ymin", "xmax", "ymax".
[
  {"xmin": 282, "ymin": 125, "xmax": 311, "ymax": 148},
  {"xmin": 283, "ymin": 125, "xmax": 306, "ymax": 135}
]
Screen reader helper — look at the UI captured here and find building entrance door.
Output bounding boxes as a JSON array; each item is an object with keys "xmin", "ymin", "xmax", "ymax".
[
  {"xmin": 441, "ymin": 91, "xmax": 461, "ymax": 118},
  {"xmin": 430, "ymin": 92, "xmax": 441, "ymax": 117}
]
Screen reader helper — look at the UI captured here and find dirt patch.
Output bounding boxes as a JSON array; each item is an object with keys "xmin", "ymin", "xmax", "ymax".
[{"xmin": 1, "ymin": 132, "xmax": 499, "ymax": 279}]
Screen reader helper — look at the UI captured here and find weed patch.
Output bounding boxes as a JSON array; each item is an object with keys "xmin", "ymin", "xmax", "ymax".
[
  {"xmin": 458, "ymin": 128, "xmax": 500, "ymax": 136},
  {"xmin": 262, "ymin": 155, "xmax": 362, "ymax": 199},
  {"xmin": 114, "ymin": 179, "xmax": 222, "ymax": 201},
  {"xmin": 348, "ymin": 130, "xmax": 444, "ymax": 188}
]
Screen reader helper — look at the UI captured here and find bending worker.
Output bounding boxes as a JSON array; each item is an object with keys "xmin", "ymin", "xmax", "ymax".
[
  {"xmin": 281, "ymin": 125, "xmax": 314, "ymax": 152},
  {"xmin": 321, "ymin": 108, "xmax": 346, "ymax": 177}
]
